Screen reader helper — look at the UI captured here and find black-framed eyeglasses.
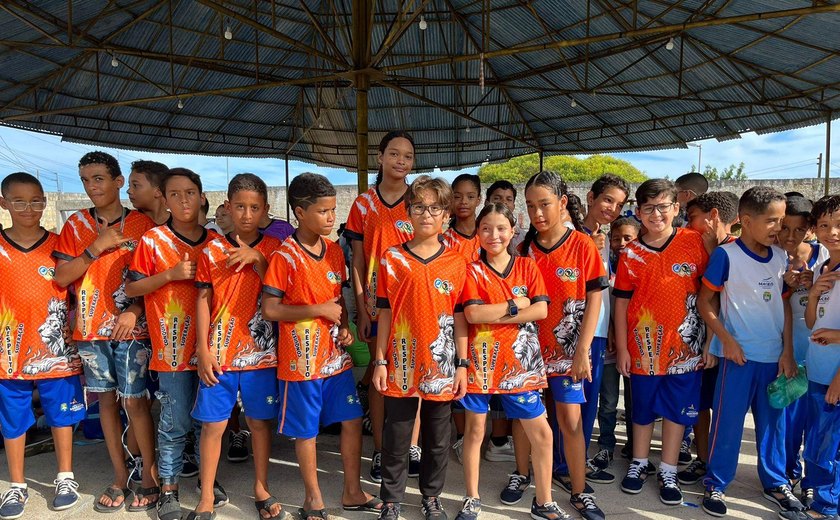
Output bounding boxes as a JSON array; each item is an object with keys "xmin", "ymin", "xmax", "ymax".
[
  {"xmin": 409, "ymin": 203, "xmax": 445, "ymax": 216},
  {"xmin": 9, "ymin": 201, "xmax": 47, "ymax": 212},
  {"xmin": 638, "ymin": 202, "xmax": 675, "ymax": 215}
]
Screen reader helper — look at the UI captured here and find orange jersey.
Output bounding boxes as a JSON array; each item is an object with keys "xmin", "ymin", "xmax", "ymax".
[
  {"xmin": 614, "ymin": 228, "xmax": 709, "ymax": 376},
  {"xmin": 195, "ymin": 233, "xmax": 281, "ymax": 371},
  {"xmin": 263, "ymin": 234, "xmax": 353, "ymax": 382},
  {"xmin": 376, "ymin": 244, "xmax": 467, "ymax": 400},
  {"xmin": 129, "ymin": 224, "xmax": 220, "ymax": 372},
  {"xmin": 442, "ymin": 227, "xmax": 481, "ymax": 263},
  {"xmin": 524, "ymin": 229, "xmax": 608, "ymax": 377},
  {"xmin": 0, "ymin": 230, "xmax": 80, "ymax": 380},
  {"xmin": 53, "ymin": 208, "xmax": 155, "ymax": 341},
  {"xmin": 461, "ymin": 256, "xmax": 549, "ymax": 393},
  {"xmin": 345, "ymin": 187, "xmax": 414, "ymax": 321}
]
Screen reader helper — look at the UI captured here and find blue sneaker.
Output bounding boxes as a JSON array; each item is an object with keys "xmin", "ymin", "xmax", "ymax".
[
  {"xmin": 454, "ymin": 497, "xmax": 480, "ymax": 520},
  {"xmin": 0, "ymin": 487, "xmax": 28, "ymax": 520},
  {"xmin": 500, "ymin": 472, "xmax": 531, "ymax": 505},
  {"xmin": 52, "ymin": 477, "xmax": 80, "ymax": 511},
  {"xmin": 620, "ymin": 460, "xmax": 648, "ymax": 494},
  {"xmin": 530, "ymin": 498, "xmax": 571, "ymax": 520}
]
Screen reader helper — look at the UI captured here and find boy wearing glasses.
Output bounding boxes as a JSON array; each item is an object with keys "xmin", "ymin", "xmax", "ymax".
[
  {"xmin": 371, "ymin": 176, "xmax": 468, "ymax": 520},
  {"xmin": 614, "ymin": 179, "xmax": 709, "ymax": 506},
  {"xmin": 0, "ymin": 173, "xmax": 85, "ymax": 519}
]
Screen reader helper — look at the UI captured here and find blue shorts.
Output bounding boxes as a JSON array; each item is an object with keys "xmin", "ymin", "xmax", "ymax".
[
  {"xmin": 0, "ymin": 376, "xmax": 86, "ymax": 439},
  {"xmin": 700, "ymin": 364, "xmax": 720, "ymax": 411},
  {"xmin": 548, "ymin": 376, "xmax": 585, "ymax": 404},
  {"xmin": 369, "ymin": 322, "xmax": 378, "ymax": 340},
  {"xmin": 460, "ymin": 391, "xmax": 545, "ymax": 420},
  {"xmin": 192, "ymin": 369, "xmax": 279, "ymax": 423},
  {"xmin": 76, "ymin": 339, "xmax": 151, "ymax": 398},
  {"xmin": 277, "ymin": 369, "xmax": 363, "ymax": 439},
  {"xmin": 631, "ymin": 371, "xmax": 702, "ymax": 426}
]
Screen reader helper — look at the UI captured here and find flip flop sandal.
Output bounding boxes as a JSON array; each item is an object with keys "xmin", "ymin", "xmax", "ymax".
[
  {"xmin": 126, "ymin": 485, "xmax": 160, "ymax": 512},
  {"xmin": 298, "ymin": 508, "xmax": 327, "ymax": 520},
  {"xmin": 93, "ymin": 486, "xmax": 130, "ymax": 513},
  {"xmin": 342, "ymin": 496, "xmax": 384, "ymax": 512},
  {"xmin": 185, "ymin": 511, "xmax": 216, "ymax": 520},
  {"xmin": 255, "ymin": 497, "xmax": 287, "ymax": 520}
]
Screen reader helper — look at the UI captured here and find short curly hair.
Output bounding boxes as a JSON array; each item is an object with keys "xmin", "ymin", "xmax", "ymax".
[
  {"xmin": 739, "ymin": 186, "xmax": 786, "ymax": 216},
  {"xmin": 79, "ymin": 151, "xmax": 121, "ymax": 178},
  {"xmin": 227, "ymin": 173, "xmax": 267, "ymax": 202},
  {"xmin": 686, "ymin": 191, "xmax": 739, "ymax": 224},
  {"xmin": 812, "ymin": 195, "xmax": 840, "ymax": 223},
  {"xmin": 289, "ymin": 173, "xmax": 336, "ymax": 211}
]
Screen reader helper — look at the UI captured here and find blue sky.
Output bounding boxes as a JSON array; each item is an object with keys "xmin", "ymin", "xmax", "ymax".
[{"xmin": 0, "ymin": 121, "xmax": 836, "ymax": 194}]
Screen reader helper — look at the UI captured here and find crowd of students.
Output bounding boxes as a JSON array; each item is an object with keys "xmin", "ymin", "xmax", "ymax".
[{"xmin": 0, "ymin": 129, "xmax": 839, "ymax": 520}]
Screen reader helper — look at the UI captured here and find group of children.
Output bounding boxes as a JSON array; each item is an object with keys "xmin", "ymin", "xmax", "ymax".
[{"xmin": 0, "ymin": 133, "xmax": 839, "ymax": 520}]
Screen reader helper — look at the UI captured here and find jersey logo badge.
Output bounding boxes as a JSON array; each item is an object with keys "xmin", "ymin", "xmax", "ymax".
[
  {"xmin": 671, "ymin": 263, "xmax": 697, "ymax": 277},
  {"xmin": 555, "ymin": 267, "xmax": 580, "ymax": 282},
  {"xmin": 512, "ymin": 285, "xmax": 528, "ymax": 297},
  {"xmin": 763, "ymin": 291, "xmax": 772, "ymax": 302},
  {"xmin": 434, "ymin": 278, "xmax": 454, "ymax": 295},
  {"xmin": 395, "ymin": 220, "xmax": 414, "ymax": 234},
  {"xmin": 327, "ymin": 271, "xmax": 342, "ymax": 284},
  {"xmin": 38, "ymin": 265, "xmax": 55, "ymax": 281}
]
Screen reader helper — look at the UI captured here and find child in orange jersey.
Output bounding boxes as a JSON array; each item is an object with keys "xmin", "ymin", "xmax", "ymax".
[
  {"xmin": 125, "ymin": 168, "xmax": 221, "ymax": 520},
  {"xmin": 0, "ymin": 173, "xmax": 84, "ymax": 518},
  {"xmin": 443, "ymin": 174, "xmax": 482, "ymax": 263},
  {"xmin": 263, "ymin": 173, "xmax": 382, "ymax": 520},
  {"xmin": 127, "ymin": 160, "xmax": 170, "ymax": 225}
]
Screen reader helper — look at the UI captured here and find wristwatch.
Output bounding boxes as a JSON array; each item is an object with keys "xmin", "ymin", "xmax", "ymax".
[
  {"xmin": 507, "ymin": 299, "xmax": 519, "ymax": 317},
  {"xmin": 455, "ymin": 358, "xmax": 471, "ymax": 368},
  {"xmin": 373, "ymin": 359, "xmax": 388, "ymax": 367}
]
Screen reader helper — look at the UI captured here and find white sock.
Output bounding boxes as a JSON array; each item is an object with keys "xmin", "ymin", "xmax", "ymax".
[
  {"xmin": 10, "ymin": 482, "xmax": 27, "ymax": 490},
  {"xmin": 57, "ymin": 471, "xmax": 74, "ymax": 481},
  {"xmin": 660, "ymin": 462, "xmax": 677, "ymax": 474},
  {"xmin": 632, "ymin": 457, "xmax": 648, "ymax": 468}
]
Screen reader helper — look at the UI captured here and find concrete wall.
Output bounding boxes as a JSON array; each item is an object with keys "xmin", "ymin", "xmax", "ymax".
[{"xmin": 4, "ymin": 178, "xmax": 838, "ymax": 233}]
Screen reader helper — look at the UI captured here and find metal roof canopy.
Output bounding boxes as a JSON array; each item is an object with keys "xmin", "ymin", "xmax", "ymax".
[{"xmin": 1, "ymin": 1, "xmax": 839, "ymax": 192}]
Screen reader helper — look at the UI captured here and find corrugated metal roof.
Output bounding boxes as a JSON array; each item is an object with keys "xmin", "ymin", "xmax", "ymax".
[{"xmin": 0, "ymin": 0, "xmax": 838, "ymax": 173}]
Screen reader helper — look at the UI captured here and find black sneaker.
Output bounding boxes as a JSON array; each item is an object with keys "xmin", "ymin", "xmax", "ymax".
[
  {"xmin": 552, "ymin": 472, "xmax": 594, "ymax": 494},
  {"xmin": 421, "ymin": 496, "xmax": 448, "ymax": 520},
  {"xmin": 678, "ymin": 439, "xmax": 693, "ymax": 466},
  {"xmin": 500, "ymin": 472, "xmax": 531, "ymax": 505},
  {"xmin": 52, "ymin": 477, "xmax": 80, "ymax": 511},
  {"xmin": 226, "ymin": 430, "xmax": 250, "ymax": 462},
  {"xmin": 677, "ymin": 459, "xmax": 706, "ymax": 485},
  {"xmin": 454, "ymin": 497, "xmax": 480, "ymax": 520},
  {"xmin": 196, "ymin": 480, "xmax": 228, "ymax": 508},
  {"xmin": 157, "ymin": 490, "xmax": 181, "ymax": 520},
  {"xmin": 800, "ymin": 487, "xmax": 814, "ymax": 509},
  {"xmin": 645, "ymin": 461, "xmax": 657, "ymax": 475},
  {"xmin": 0, "ymin": 487, "xmax": 28, "ymax": 520},
  {"xmin": 409, "ymin": 445, "xmax": 422, "ymax": 478},
  {"xmin": 569, "ymin": 493, "xmax": 605, "ymax": 520},
  {"xmin": 763, "ymin": 485, "xmax": 806, "ymax": 513},
  {"xmin": 591, "ymin": 449, "xmax": 613, "ymax": 470},
  {"xmin": 620, "ymin": 460, "xmax": 648, "ymax": 494},
  {"xmin": 585, "ymin": 459, "xmax": 615, "ymax": 484},
  {"xmin": 702, "ymin": 489, "xmax": 727, "ymax": 517},
  {"xmin": 530, "ymin": 498, "xmax": 571, "ymax": 520},
  {"xmin": 658, "ymin": 471, "xmax": 683, "ymax": 505},
  {"xmin": 181, "ymin": 453, "xmax": 199, "ymax": 478},
  {"xmin": 369, "ymin": 451, "xmax": 382, "ymax": 483},
  {"xmin": 378, "ymin": 502, "xmax": 400, "ymax": 520}
]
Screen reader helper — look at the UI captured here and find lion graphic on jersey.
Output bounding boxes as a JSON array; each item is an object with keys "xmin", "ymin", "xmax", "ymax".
[
  {"xmin": 97, "ymin": 267, "xmax": 147, "ymax": 337},
  {"xmin": 547, "ymin": 298, "xmax": 585, "ymax": 375},
  {"xmin": 231, "ymin": 299, "xmax": 276, "ymax": 368},
  {"xmin": 418, "ymin": 313, "xmax": 456, "ymax": 395},
  {"xmin": 498, "ymin": 322, "xmax": 545, "ymax": 390},
  {"xmin": 22, "ymin": 297, "xmax": 78, "ymax": 375},
  {"xmin": 320, "ymin": 323, "xmax": 352, "ymax": 377},
  {"xmin": 668, "ymin": 293, "xmax": 705, "ymax": 375}
]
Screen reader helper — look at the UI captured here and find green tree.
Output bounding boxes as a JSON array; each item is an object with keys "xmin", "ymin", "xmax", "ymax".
[
  {"xmin": 478, "ymin": 153, "xmax": 646, "ymax": 183},
  {"xmin": 694, "ymin": 162, "xmax": 747, "ymax": 181}
]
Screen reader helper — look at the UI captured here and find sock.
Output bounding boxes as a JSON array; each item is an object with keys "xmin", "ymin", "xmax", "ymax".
[
  {"xmin": 57, "ymin": 471, "xmax": 74, "ymax": 481},
  {"xmin": 660, "ymin": 462, "xmax": 677, "ymax": 474},
  {"xmin": 632, "ymin": 457, "xmax": 648, "ymax": 468},
  {"xmin": 10, "ymin": 482, "xmax": 27, "ymax": 490},
  {"xmin": 491, "ymin": 435, "xmax": 508, "ymax": 447}
]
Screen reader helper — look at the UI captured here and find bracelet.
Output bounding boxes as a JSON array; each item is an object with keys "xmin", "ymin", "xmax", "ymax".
[
  {"xmin": 83, "ymin": 248, "xmax": 98, "ymax": 260},
  {"xmin": 373, "ymin": 359, "xmax": 388, "ymax": 367}
]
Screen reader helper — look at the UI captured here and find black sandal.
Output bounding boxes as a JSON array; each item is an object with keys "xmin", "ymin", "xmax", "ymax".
[
  {"xmin": 297, "ymin": 507, "xmax": 327, "ymax": 520},
  {"xmin": 93, "ymin": 486, "xmax": 130, "ymax": 513},
  {"xmin": 255, "ymin": 496, "xmax": 287, "ymax": 519},
  {"xmin": 343, "ymin": 496, "xmax": 383, "ymax": 512},
  {"xmin": 185, "ymin": 511, "xmax": 216, "ymax": 520},
  {"xmin": 126, "ymin": 485, "xmax": 160, "ymax": 512}
]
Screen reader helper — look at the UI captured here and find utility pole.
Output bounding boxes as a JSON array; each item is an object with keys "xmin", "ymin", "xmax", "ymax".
[{"xmin": 817, "ymin": 153, "xmax": 822, "ymax": 178}]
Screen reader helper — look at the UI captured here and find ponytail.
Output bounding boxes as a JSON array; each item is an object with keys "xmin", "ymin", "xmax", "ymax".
[
  {"xmin": 520, "ymin": 224, "xmax": 538, "ymax": 256},
  {"xmin": 566, "ymin": 193, "xmax": 585, "ymax": 232}
]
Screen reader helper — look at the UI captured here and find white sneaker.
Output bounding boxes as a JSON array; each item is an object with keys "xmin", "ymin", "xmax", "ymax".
[
  {"xmin": 485, "ymin": 436, "xmax": 516, "ymax": 462},
  {"xmin": 452, "ymin": 438, "xmax": 464, "ymax": 464}
]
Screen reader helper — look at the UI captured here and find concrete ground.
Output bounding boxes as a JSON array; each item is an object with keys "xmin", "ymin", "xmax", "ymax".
[{"xmin": 0, "ymin": 406, "xmax": 787, "ymax": 520}]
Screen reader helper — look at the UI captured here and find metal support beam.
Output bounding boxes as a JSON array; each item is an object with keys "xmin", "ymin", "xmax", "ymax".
[
  {"xmin": 285, "ymin": 154, "xmax": 290, "ymax": 221},
  {"xmin": 826, "ymin": 113, "xmax": 832, "ymax": 196}
]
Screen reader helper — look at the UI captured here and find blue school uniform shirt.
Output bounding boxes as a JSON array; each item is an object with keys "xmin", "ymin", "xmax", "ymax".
[
  {"xmin": 790, "ymin": 243, "xmax": 829, "ymax": 364},
  {"xmin": 702, "ymin": 239, "xmax": 788, "ymax": 363},
  {"xmin": 806, "ymin": 260, "xmax": 840, "ymax": 386}
]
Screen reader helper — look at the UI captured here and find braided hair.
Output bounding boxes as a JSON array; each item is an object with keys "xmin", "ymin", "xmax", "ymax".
[{"xmin": 521, "ymin": 170, "xmax": 584, "ymax": 255}]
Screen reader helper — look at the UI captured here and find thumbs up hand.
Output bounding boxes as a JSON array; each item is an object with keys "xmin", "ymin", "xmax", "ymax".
[
  {"xmin": 590, "ymin": 228, "xmax": 607, "ymax": 251},
  {"xmin": 169, "ymin": 252, "xmax": 197, "ymax": 281},
  {"xmin": 91, "ymin": 216, "xmax": 129, "ymax": 255}
]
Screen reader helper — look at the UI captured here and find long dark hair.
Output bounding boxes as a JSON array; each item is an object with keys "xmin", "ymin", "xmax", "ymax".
[
  {"xmin": 449, "ymin": 173, "xmax": 481, "ymax": 228},
  {"xmin": 476, "ymin": 202, "xmax": 518, "ymax": 262},
  {"xmin": 375, "ymin": 130, "xmax": 415, "ymax": 186},
  {"xmin": 521, "ymin": 170, "xmax": 584, "ymax": 255}
]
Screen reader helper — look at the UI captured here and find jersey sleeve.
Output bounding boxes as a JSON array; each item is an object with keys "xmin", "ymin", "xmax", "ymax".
[
  {"xmin": 613, "ymin": 248, "xmax": 635, "ymax": 299},
  {"xmin": 128, "ymin": 234, "xmax": 156, "ymax": 280},
  {"xmin": 52, "ymin": 214, "xmax": 83, "ymax": 261},
  {"xmin": 460, "ymin": 265, "xmax": 484, "ymax": 308},
  {"xmin": 344, "ymin": 197, "xmax": 365, "ymax": 241},
  {"xmin": 702, "ymin": 246, "xmax": 730, "ymax": 292},
  {"xmin": 527, "ymin": 260, "xmax": 550, "ymax": 304},
  {"xmin": 195, "ymin": 247, "xmax": 213, "ymax": 289},
  {"xmin": 375, "ymin": 252, "xmax": 390, "ymax": 309},
  {"xmin": 583, "ymin": 238, "xmax": 609, "ymax": 293},
  {"xmin": 262, "ymin": 251, "xmax": 288, "ymax": 298}
]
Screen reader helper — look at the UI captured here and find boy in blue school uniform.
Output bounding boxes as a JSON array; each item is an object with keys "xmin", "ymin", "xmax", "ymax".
[
  {"xmin": 801, "ymin": 195, "xmax": 840, "ymax": 520},
  {"xmin": 697, "ymin": 186, "xmax": 804, "ymax": 518}
]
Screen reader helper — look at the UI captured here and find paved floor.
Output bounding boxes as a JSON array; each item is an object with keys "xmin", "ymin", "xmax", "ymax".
[{"xmin": 0, "ymin": 408, "xmax": 786, "ymax": 520}]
